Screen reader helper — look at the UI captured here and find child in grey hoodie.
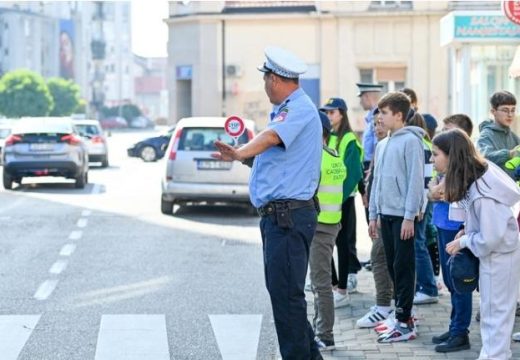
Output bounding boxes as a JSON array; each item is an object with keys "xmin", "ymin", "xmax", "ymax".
[
  {"xmin": 438, "ymin": 129, "xmax": 520, "ymax": 360},
  {"xmin": 368, "ymin": 92, "xmax": 425, "ymax": 343}
]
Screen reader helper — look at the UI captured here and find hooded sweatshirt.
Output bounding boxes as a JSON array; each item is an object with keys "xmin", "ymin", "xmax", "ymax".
[
  {"xmin": 459, "ymin": 162, "xmax": 520, "ymax": 258},
  {"xmin": 476, "ymin": 120, "xmax": 520, "ymax": 174},
  {"xmin": 369, "ymin": 126, "xmax": 425, "ymax": 221}
]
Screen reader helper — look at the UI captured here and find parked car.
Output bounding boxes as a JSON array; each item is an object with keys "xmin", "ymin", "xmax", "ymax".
[
  {"xmin": 129, "ymin": 116, "xmax": 155, "ymax": 129},
  {"xmin": 73, "ymin": 119, "xmax": 109, "ymax": 167},
  {"xmin": 0, "ymin": 121, "xmax": 12, "ymax": 165},
  {"xmin": 127, "ymin": 127, "xmax": 174, "ymax": 162},
  {"xmin": 2, "ymin": 117, "xmax": 89, "ymax": 190},
  {"xmin": 99, "ymin": 116, "xmax": 127, "ymax": 129},
  {"xmin": 160, "ymin": 117, "xmax": 255, "ymax": 215}
]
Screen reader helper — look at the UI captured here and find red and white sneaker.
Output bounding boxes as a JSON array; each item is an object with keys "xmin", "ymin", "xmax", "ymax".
[
  {"xmin": 377, "ymin": 318, "xmax": 416, "ymax": 343},
  {"xmin": 374, "ymin": 312, "xmax": 395, "ymax": 334}
]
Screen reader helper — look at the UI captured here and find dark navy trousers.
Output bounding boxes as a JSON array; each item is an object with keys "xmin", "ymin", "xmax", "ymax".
[
  {"xmin": 437, "ymin": 228, "xmax": 472, "ymax": 336},
  {"xmin": 260, "ymin": 206, "xmax": 320, "ymax": 360}
]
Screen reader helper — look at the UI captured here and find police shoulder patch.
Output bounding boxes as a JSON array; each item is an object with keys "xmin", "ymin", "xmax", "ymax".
[{"xmin": 273, "ymin": 108, "xmax": 289, "ymax": 122}]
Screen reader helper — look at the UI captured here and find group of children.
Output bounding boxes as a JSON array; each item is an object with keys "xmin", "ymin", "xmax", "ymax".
[{"xmin": 308, "ymin": 88, "xmax": 520, "ymax": 359}]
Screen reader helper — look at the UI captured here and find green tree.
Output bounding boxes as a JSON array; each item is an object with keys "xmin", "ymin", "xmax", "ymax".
[
  {"xmin": 47, "ymin": 77, "xmax": 81, "ymax": 116},
  {"xmin": 101, "ymin": 104, "xmax": 142, "ymax": 123},
  {"xmin": 0, "ymin": 69, "xmax": 53, "ymax": 117}
]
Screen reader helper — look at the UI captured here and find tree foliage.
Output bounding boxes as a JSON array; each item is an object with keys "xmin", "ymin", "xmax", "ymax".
[
  {"xmin": 47, "ymin": 77, "xmax": 81, "ymax": 116},
  {"xmin": 0, "ymin": 69, "xmax": 53, "ymax": 117},
  {"xmin": 101, "ymin": 104, "xmax": 142, "ymax": 122}
]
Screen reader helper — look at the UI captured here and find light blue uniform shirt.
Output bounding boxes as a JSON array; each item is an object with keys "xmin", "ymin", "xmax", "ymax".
[
  {"xmin": 362, "ymin": 107, "xmax": 377, "ymax": 162},
  {"xmin": 250, "ymin": 88, "xmax": 322, "ymax": 208}
]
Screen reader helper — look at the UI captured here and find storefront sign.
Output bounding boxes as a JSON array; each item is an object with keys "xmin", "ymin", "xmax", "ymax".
[
  {"xmin": 503, "ymin": 1, "xmax": 520, "ymax": 25},
  {"xmin": 441, "ymin": 11, "xmax": 520, "ymax": 45}
]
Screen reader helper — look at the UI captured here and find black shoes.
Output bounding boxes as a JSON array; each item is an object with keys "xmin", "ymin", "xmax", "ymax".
[
  {"xmin": 435, "ymin": 334, "xmax": 470, "ymax": 353},
  {"xmin": 432, "ymin": 331, "xmax": 450, "ymax": 344},
  {"xmin": 315, "ymin": 337, "xmax": 335, "ymax": 351}
]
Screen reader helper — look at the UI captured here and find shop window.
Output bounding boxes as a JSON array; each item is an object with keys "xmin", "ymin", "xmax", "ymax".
[{"xmin": 369, "ymin": 1, "xmax": 412, "ymax": 10}]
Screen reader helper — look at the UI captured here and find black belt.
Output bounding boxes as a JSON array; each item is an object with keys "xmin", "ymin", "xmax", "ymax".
[{"xmin": 257, "ymin": 199, "xmax": 315, "ymax": 217}]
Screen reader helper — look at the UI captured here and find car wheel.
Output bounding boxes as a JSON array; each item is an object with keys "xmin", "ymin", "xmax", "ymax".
[
  {"xmin": 140, "ymin": 146, "xmax": 157, "ymax": 162},
  {"xmin": 3, "ymin": 172, "xmax": 13, "ymax": 190},
  {"xmin": 101, "ymin": 155, "xmax": 109, "ymax": 168},
  {"xmin": 161, "ymin": 197, "xmax": 174, "ymax": 215},
  {"xmin": 75, "ymin": 171, "xmax": 87, "ymax": 189}
]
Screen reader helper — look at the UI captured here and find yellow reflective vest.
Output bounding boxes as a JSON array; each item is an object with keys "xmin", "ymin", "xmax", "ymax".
[{"xmin": 317, "ymin": 146, "xmax": 347, "ymax": 224}]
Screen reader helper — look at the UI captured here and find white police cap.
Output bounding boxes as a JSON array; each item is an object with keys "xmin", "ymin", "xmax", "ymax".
[{"xmin": 257, "ymin": 46, "xmax": 307, "ymax": 79}]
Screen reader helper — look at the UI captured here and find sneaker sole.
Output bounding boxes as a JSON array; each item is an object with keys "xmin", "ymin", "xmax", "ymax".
[
  {"xmin": 413, "ymin": 298, "xmax": 439, "ymax": 305},
  {"xmin": 435, "ymin": 344, "xmax": 470, "ymax": 353},
  {"xmin": 378, "ymin": 333, "xmax": 417, "ymax": 343}
]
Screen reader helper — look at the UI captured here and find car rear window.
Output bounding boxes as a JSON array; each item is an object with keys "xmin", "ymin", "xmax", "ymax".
[
  {"xmin": 178, "ymin": 127, "xmax": 249, "ymax": 151},
  {"xmin": 75, "ymin": 124, "xmax": 101, "ymax": 136},
  {"xmin": 0, "ymin": 128, "xmax": 10, "ymax": 139}
]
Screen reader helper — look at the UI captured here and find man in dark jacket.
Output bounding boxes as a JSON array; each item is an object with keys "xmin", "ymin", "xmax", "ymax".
[{"xmin": 476, "ymin": 90, "xmax": 520, "ymax": 179}]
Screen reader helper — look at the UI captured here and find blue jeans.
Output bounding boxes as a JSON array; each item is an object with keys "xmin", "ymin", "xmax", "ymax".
[
  {"xmin": 415, "ymin": 203, "xmax": 438, "ymax": 297},
  {"xmin": 438, "ymin": 228, "xmax": 472, "ymax": 336},
  {"xmin": 260, "ymin": 205, "xmax": 320, "ymax": 359}
]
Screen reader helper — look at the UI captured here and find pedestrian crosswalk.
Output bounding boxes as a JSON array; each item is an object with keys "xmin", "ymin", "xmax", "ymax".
[{"xmin": 0, "ymin": 314, "xmax": 264, "ymax": 359}]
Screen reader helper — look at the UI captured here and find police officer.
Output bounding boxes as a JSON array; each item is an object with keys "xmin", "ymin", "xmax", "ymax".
[
  {"xmin": 214, "ymin": 46, "xmax": 323, "ymax": 359},
  {"xmin": 357, "ymin": 82, "xmax": 384, "ymax": 171}
]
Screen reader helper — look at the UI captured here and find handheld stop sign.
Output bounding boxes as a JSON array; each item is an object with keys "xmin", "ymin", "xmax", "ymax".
[{"xmin": 224, "ymin": 116, "xmax": 245, "ymax": 146}]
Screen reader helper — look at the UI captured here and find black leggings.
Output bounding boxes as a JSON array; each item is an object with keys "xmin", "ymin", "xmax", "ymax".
[{"xmin": 331, "ymin": 197, "xmax": 361, "ymax": 289}]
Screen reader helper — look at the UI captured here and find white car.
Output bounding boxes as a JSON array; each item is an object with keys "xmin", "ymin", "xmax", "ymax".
[
  {"xmin": 161, "ymin": 117, "xmax": 256, "ymax": 215},
  {"xmin": 73, "ymin": 119, "xmax": 109, "ymax": 167}
]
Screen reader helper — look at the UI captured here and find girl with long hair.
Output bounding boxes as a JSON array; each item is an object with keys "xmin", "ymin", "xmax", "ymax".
[{"xmin": 433, "ymin": 129, "xmax": 520, "ymax": 359}]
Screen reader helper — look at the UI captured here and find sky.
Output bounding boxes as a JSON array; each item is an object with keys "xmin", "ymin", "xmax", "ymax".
[{"xmin": 131, "ymin": 1, "xmax": 169, "ymax": 58}]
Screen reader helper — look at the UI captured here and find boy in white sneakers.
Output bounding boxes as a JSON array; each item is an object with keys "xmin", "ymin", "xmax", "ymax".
[
  {"xmin": 357, "ymin": 110, "xmax": 394, "ymax": 328},
  {"xmin": 368, "ymin": 92, "xmax": 425, "ymax": 342}
]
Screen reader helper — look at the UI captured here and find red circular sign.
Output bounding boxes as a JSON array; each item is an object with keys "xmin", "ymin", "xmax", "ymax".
[
  {"xmin": 503, "ymin": 1, "xmax": 520, "ymax": 25},
  {"xmin": 224, "ymin": 116, "xmax": 245, "ymax": 138}
]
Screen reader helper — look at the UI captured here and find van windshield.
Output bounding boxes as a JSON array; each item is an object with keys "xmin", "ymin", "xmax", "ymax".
[{"xmin": 178, "ymin": 127, "xmax": 249, "ymax": 151}]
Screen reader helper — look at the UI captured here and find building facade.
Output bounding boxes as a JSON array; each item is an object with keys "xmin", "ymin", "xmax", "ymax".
[
  {"xmin": 441, "ymin": 1, "xmax": 520, "ymax": 130},
  {"xmin": 0, "ymin": 1, "xmax": 133, "ymax": 115},
  {"xmin": 166, "ymin": 0, "xmax": 451, "ymax": 129}
]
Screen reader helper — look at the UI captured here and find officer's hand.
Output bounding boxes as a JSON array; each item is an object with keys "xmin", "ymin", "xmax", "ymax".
[
  {"xmin": 400, "ymin": 219, "xmax": 414, "ymax": 240},
  {"xmin": 368, "ymin": 220, "xmax": 378, "ymax": 239},
  {"xmin": 212, "ymin": 140, "xmax": 242, "ymax": 162}
]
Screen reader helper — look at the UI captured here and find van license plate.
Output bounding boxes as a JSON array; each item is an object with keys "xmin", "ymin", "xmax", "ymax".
[{"xmin": 197, "ymin": 160, "xmax": 232, "ymax": 170}]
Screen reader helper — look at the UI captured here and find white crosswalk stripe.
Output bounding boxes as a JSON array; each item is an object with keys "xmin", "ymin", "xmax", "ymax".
[
  {"xmin": 0, "ymin": 315, "xmax": 41, "ymax": 360},
  {"xmin": 0, "ymin": 313, "xmax": 265, "ymax": 358},
  {"xmin": 94, "ymin": 314, "xmax": 170, "ymax": 360},
  {"xmin": 209, "ymin": 314, "xmax": 263, "ymax": 360}
]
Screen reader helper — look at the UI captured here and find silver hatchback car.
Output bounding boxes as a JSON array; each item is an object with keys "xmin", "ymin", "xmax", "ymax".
[
  {"xmin": 73, "ymin": 119, "xmax": 109, "ymax": 167},
  {"xmin": 160, "ymin": 117, "xmax": 255, "ymax": 215},
  {"xmin": 3, "ymin": 117, "xmax": 89, "ymax": 190}
]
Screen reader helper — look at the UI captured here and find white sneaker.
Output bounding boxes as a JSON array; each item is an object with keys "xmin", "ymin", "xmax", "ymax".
[
  {"xmin": 413, "ymin": 291, "xmax": 439, "ymax": 305},
  {"xmin": 347, "ymin": 273, "xmax": 358, "ymax": 294},
  {"xmin": 356, "ymin": 306, "xmax": 391, "ymax": 328},
  {"xmin": 333, "ymin": 291, "xmax": 350, "ymax": 308},
  {"xmin": 377, "ymin": 319, "xmax": 417, "ymax": 343},
  {"xmin": 513, "ymin": 332, "xmax": 520, "ymax": 342},
  {"xmin": 374, "ymin": 312, "xmax": 396, "ymax": 334}
]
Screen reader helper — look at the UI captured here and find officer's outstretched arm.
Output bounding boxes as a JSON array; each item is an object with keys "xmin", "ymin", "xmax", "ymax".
[{"xmin": 235, "ymin": 129, "xmax": 281, "ymax": 160}]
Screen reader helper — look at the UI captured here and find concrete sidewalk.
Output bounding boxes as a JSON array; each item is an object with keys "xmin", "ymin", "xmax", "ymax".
[
  {"xmin": 306, "ymin": 268, "xmax": 520, "ymax": 359},
  {"xmin": 306, "ymin": 198, "xmax": 520, "ymax": 359}
]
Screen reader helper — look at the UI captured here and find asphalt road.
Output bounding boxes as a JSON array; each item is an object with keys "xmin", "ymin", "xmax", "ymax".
[{"xmin": 0, "ymin": 129, "xmax": 280, "ymax": 360}]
